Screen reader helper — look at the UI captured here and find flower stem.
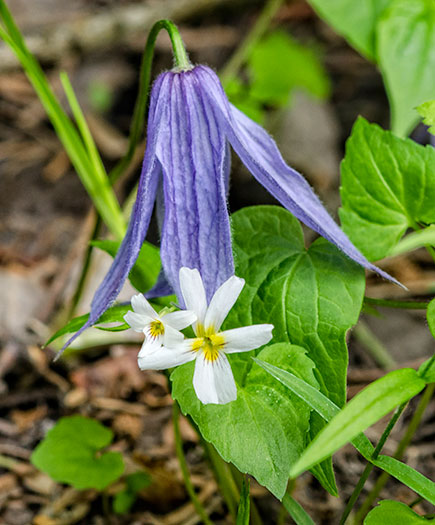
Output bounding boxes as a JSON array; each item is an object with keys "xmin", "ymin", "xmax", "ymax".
[
  {"xmin": 355, "ymin": 383, "xmax": 435, "ymax": 522},
  {"xmin": 109, "ymin": 19, "xmax": 190, "ymax": 183},
  {"xmin": 220, "ymin": 0, "xmax": 285, "ymax": 83},
  {"xmin": 363, "ymin": 297, "xmax": 429, "ymax": 310},
  {"xmin": 202, "ymin": 440, "xmax": 239, "ymax": 519},
  {"xmin": 339, "ymin": 402, "xmax": 408, "ymax": 525},
  {"xmin": 172, "ymin": 403, "xmax": 213, "ymax": 525},
  {"xmin": 353, "ymin": 320, "xmax": 397, "ymax": 370}
]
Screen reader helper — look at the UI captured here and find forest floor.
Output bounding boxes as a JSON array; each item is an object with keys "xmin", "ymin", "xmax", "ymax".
[{"xmin": 0, "ymin": 1, "xmax": 434, "ymax": 524}]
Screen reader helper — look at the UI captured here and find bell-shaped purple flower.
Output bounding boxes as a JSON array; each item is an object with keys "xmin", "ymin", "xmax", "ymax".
[{"xmin": 64, "ymin": 64, "xmax": 397, "ymax": 349}]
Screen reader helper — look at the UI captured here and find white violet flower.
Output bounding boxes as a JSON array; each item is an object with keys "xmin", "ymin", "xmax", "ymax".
[
  {"xmin": 137, "ymin": 267, "xmax": 274, "ymax": 405},
  {"xmin": 124, "ymin": 294, "xmax": 196, "ymax": 350}
]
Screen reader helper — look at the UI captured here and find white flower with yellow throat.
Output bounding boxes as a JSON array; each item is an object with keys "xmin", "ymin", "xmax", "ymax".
[{"xmin": 136, "ymin": 267, "xmax": 274, "ymax": 405}]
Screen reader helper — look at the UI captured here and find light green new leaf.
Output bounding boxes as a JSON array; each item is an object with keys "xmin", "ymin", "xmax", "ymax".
[
  {"xmin": 290, "ymin": 368, "xmax": 425, "ymax": 477},
  {"xmin": 236, "ymin": 478, "xmax": 250, "ymax": 525},
  {"xmin": 364, "ymin": 500, "xmax": 432, "ymax": 524},
  {"xmin": 172, "ymin": 344, "xmax": 317, "ymax": 500},
  {"xmin": 306, "ymin": 0, "xmax": 391, "ymax": 60},
  {"xmin": 391, "ymin": 225, "xmax": 435, "ymax": 256},
  {"xmin": 31, "ymin": 416, "xmax": 124, "ymax": 490},
  {"xmin": 255, "ymin": 359, "xmax": 435, "ymax": 504},
  {"xmin": 339, "ymin": 117, "xmax": 435, "ymax": 261},
  {"xmin": 91, "ymin": 239, "xmax": 160, "ymax": 293},
  {"xmin": 377, "ymin": 0, "xmax": 435, "ymax": 137},
  {"xmin": 282, "ymin": 494, "xmax": 315, "ymax": 525},
  {"xmin": 418, "ymin": 99, "xmax": 435, "ymax": 135}
]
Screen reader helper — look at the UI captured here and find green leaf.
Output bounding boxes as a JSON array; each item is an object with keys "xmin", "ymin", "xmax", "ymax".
[
  {"xmin": 364, "ymin": 500, "xmax": 431, "ymax": 524},
  {"xmin": 236, "ymin": 478, "xmax": 250, "ymax": 525},
  {"xmin": 339, "ymin": 117, "xmax": 435, "ymax": 261},
  {"xmin": 255, "ymin": 359, "xmax": 435, "ymax": 504},
  {"xmin": 31, "ymin": 416, "xmax": 124, "ymax": 490},
  {"xmin": 306, "ymin": 0, "xmax": 392, "ymax": 60},
  {"xmin": 113, "ymin": 471, "xmax": 151, "ymax": 514},
  {"xmin": 282, "ymin": 494, "xmax": 315, "ymax": 525},
  {"xmin": 289, "ymin": 368, "xmax": 425, "ymax": 477},
  {"xmin": 229, "ymin": 205, "xmax": 363, "ymax": 495},
  {"xmin": 377, "ymin": 0, "xmax": 435, "ymax": 137},
  {"xmin": 172, "ymin": 344, "xmax": 318, "ymax": 500},
  {"xmin": 91, "ymin": 239, "xmax": 160, "ymax": 293},
  {"xmin": 248, "ymin": 31, "xmax": 330, "ymax": 106},
  {"xmin": 44, "ymin": 304, "xmax": 132, "ymax": 347},
  {"xmin": 391, "ymin": 225, "xmax": 435, "ymax": 256},
  {"xmin": 173, "ymin": 206, "xmax": 365, "ymax": 498},
  {"xmin": 418, "ymin": 356, "xmax": 435, "ymax": 384},
  {"xmin": 227, "ymin": 206, "xmax": 364, "ymax": 408},
  {"xmin": 418, "ymin": 99, "xmax": 435, "ymax": 135}
]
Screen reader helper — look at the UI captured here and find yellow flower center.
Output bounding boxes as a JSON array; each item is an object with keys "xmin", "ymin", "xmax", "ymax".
[
  {"xmin": 191, "ymin": 330, "xmax": 225, "ymax": 362},
  {"xmin": 149, "ymin": 320, "xmax": 165, "ymax": 338}
]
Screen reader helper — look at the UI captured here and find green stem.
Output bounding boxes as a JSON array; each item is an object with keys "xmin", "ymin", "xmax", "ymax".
[
  {"xmin": 363, "ymin": 297, "xmax": 429, "ymax": 310},
  {"xmin": 202, "ymin": 440, "xmax": 239, "ymax": 519},
  {"xmin": 420, "ymin": 353, "xmax": 435, "ymax": 378},
  {"xmin": 339, "ymin": 402, "xmax": 408, "ymax": 525},
  {"xmin": 353, "ymin": 320, "xmax": 397, "ymax": 370},
  {"xmin": 220, "ymin": 0, "xmax": 285, "ymax": 83},
  {"xmin": 229, "ymin": 465, "xmax": 263, "ymax": 525},
  {"xmin": 109, "ymin": 19, "xmax": 190, "ymax": 184},
  {"xmin": 172, "ymin": 403, "xmax": 213, "ymax": 525},
  {"xmin": 355, "ymin": 384, "xmax": 435, "ymax": 522}
]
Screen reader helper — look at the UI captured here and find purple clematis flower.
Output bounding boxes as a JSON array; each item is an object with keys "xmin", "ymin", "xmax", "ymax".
[{"xmin": 64, "ymin": 64, "xmax": 397, "ymax": 349}]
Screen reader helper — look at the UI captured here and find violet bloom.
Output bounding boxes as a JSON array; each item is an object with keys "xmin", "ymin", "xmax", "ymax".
[
  {"xmin": 65, "ymin": 64, "xmax": 396, "ymax": 348},
  {"xmin": 132, "ymin": 267, "xmax": 273, "ymax": 405}
]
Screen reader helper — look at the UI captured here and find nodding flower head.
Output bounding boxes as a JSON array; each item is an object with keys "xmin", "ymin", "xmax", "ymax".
[{"xmin": 63, "ymin": 64, "xmax": 398, "ymax": 351}]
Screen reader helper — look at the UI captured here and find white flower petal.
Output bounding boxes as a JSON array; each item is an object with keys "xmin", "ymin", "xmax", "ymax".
[
  {"xmin": 137, "ymin": 338, "xmax": 162, "ymax": 357},
  {"xmin": 138, "ymin": 341, "xmax": 195, "ymax": 370},
  {"xmin": 124, "ymin": 311, "xmax": 151, "ymax": 332},
  {"xmin": 204, "ymin": 275, "xmax": 244, "ymax": 331},
  {"xmin": 193, "ymin": 351, "xmax": 237, "ymax": 405},
  {"xmin": 163, "ymin": 310, "xmax": 197, "ymax": 330},
  {"xmin": 222, "ymin": 324, "xmax": 273, "ymax": 353},
  {"xmin": 131, "ymin": 294, "xmax": 158, "ymax": 318},
  {"xmin": 179, "ymin": 267, "xmax": 207, "ymax": 324},
  {"xmin": 162, "ymin": 324, "xmax": 185, "ymax": 348}
]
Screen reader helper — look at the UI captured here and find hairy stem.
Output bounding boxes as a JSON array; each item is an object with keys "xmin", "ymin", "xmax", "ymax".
[{"xmin": 109, "ymin": 19, "xmax": 190, "ymax": 183}]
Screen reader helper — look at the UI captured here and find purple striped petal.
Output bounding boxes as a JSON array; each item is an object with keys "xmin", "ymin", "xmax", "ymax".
[
  {"xmin": 156, "ymin": 71, "xmax": 234, "ymax": 303},
  {"xmin": 194, "ymin": 65, "xmax": 400, "ymax": 286}
]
